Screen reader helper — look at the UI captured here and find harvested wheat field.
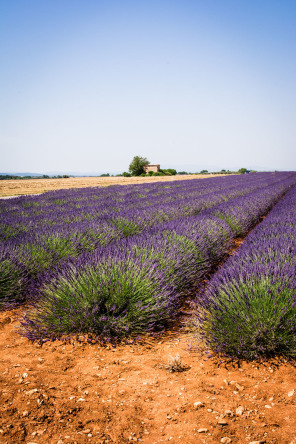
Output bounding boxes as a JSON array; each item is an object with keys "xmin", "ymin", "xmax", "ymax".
[
  {"xmin": 0, "ymin": 174, "xmax": 227, "ymax": 197},
  {"xmin": 1, "ymin": 172, "xmax": 296, "ymax": 444}
]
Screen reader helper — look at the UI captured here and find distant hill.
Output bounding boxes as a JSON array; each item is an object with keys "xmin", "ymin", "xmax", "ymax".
[
  {"xmin": 0, "ymin": 172, "xmax": 114, "ymax": 177},
  {"xmin": 0, "ymin": 172, "xmax": 43, "ymax": 177}
]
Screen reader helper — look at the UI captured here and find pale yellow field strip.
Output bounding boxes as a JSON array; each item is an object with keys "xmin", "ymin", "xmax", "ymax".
[{"xmin": 0, "ymin": 174, "xmax": 230, "ymax": 197}]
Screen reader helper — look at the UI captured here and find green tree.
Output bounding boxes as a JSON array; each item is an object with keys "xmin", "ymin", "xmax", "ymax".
[
  {"xmin": 238, "ymin": 168, "xmax": 247, "ymax": 174},
  {"xmin": 128, "ymin": 156, "xmax": 149, "ymax": 176},
  {"xmin": 161, "ymin": 168, "xmax": 176, "ymax": 175}
]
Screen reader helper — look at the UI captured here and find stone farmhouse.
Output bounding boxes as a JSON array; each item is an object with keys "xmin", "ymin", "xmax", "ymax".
[{"xmin": 144, "ymin": 164, "xmax": 160, "ymax": 174}]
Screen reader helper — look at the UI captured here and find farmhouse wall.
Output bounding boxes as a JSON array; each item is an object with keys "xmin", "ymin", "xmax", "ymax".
[{"xmin": 144, "ymin": 164, "xmax": 160, "ymax": 173}]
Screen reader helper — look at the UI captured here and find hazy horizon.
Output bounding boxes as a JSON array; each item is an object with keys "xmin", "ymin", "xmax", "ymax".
[
  {"xmin": 1, "ymin": 1, "xmax": 295, "ymax": 174},
  {"xmin": 0, "ymin": 164, "xmax": 293, "ymax": 177}
]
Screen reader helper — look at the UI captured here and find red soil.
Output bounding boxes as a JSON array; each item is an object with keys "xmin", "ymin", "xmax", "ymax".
[{"xmin": 0, "ymin": 308, "xmax": 295, "ymax": 444}]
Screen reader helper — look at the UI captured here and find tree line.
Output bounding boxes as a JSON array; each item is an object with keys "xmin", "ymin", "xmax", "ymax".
[
  {"xmin": 0, "ymin": 175, "xmax": 69, "ymax": 180},
  {"xmin": 121, "ymin": 156, "xmax": 254, "ymax": 177}
]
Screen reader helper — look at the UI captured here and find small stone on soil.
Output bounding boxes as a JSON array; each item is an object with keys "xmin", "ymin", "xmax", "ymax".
[
  {"xmin": 217, "ymin": 417, "xmax": 228, "ymax": 425},
  {"xmin": 221, "ymin": 438, "xmax": 232, "ymax": 443},
  {"xmin": 193, "ymin": 401, "xmax": 204, "ymax": 409},
  {"xmin": 236, "ymin": 406, "xmax": 244, "ymax": 415},
  {"xmin": 248, "ymin": 441, "xmax": 266, "ymax": 444},
  {"xmin": 25, "ymin": 389, "xmax": 38, "ymax": 396}
]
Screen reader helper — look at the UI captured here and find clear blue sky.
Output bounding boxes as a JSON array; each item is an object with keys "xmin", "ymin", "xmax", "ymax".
[{"xmin": 1, "ymin": 0, "xmax": 295, "ymax": 174}]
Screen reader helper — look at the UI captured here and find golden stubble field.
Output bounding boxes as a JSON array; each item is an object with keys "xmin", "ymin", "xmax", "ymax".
[{"xmin": 0, "ymin": 174, "xmax": 229, "ymax": 197}]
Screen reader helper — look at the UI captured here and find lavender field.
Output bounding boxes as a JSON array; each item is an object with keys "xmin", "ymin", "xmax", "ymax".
[{"xmin": 1, "ymin": 172, "xmax": 296, "ymax": 357}]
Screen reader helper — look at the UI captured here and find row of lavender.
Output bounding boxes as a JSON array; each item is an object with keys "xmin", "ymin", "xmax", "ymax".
[
  {"xmin": 16, "ymin": 173, "xmax": 296, "ymax": 342},
  {"xmin": 197, "ymin": 184, "xmax": 296, "ymax": 359}
]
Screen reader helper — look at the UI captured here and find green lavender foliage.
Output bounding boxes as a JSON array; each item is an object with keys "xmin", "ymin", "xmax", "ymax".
[
  {"xmin": 0, "ymin": 255, "xmax": 27, "ymax": 308},
  {"xmin": 201, "ymin": 276, "xmax": 296, "ymax": 359},
  {"xmin": 20, "ymin": 254, "xmax": 177, "ymax": 340}
]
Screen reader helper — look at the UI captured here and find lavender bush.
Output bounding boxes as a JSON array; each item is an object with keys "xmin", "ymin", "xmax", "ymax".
[
  {"xmin": 197, "ymin": 185, "xmax": 296, "ymax": 359},
  {"xmin": 20, "ymin": 251, "xmax": 178, "ymax": 340},
  {"xmin": 0, "ymin": 246, "xmax": 28, "ymax": 308}
]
